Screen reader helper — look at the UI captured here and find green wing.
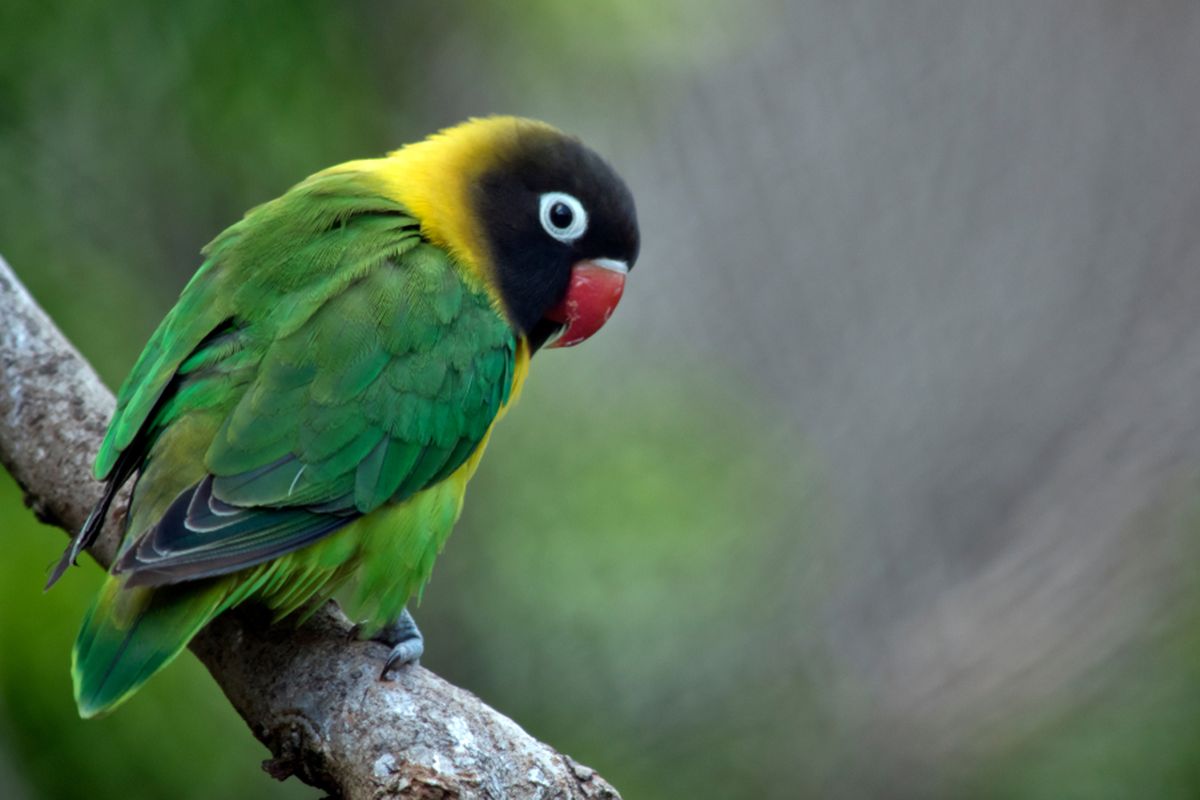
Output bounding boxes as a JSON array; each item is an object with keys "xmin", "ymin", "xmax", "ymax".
[
  {"xmin": 97, "ymin": 171, "xmax": 418, "ymax": 481},
  {"xmin": 206, "ymin": 243, "xmax": 514, "ymax": 513},
  {"xmin": 79, "ymin": 170, "xmax": 516, "ymax": 587},
  {"xmin": 117, "ymin": 244, "xmax": 515, "ymax": 585}
]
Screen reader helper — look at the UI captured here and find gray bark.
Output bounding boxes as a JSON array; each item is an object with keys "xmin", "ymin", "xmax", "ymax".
[{"xmin": 0, "ymin": 253, "xmax": 619, "ymax": 800}]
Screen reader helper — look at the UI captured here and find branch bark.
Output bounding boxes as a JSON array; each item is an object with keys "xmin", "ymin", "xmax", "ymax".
[{"xmin": 0, "ymin": 255, "xmax": 620, "ymax": 800}]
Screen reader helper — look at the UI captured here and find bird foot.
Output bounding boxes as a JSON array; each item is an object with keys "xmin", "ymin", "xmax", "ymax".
[{"xmin": 354, "ymin": 608, "xmax": 424, "ymax": 679}]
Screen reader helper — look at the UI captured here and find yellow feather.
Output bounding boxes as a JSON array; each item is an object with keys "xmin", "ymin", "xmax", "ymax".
[{"xmin": 318, "ymin": 116, "xmax": 562, "ymax": 315}]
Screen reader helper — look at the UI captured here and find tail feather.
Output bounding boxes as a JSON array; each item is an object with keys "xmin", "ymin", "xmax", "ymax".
[{"xmin": 72, "ymin": 578, "xmax": 225, "ymax": 718}]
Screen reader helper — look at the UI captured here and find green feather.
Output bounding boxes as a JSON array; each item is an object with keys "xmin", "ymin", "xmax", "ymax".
[
  {"xmin": 73, "ymin": 166, "xmax": 518, "ymax": 717},
  {"xmin": 73, "ymin": 578, "xmax": 226, "ymax": 719}
]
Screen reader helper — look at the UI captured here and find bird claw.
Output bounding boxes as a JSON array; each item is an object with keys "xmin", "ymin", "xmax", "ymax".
[
  {"xmin": 358, "ymin": 608, "xmax": 424, "ymax": 680},
  {"xmin": 380, "ymin": 638, "xmax": 424, "ymax": 680}
]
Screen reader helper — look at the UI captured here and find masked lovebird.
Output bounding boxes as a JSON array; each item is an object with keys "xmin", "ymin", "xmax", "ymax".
[{"xmin": 47, "ymin": 116, "xmax": 640, "ymax": 718}]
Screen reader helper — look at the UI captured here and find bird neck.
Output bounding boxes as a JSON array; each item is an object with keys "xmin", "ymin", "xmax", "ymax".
[{"xmin": 318, "ymin": 117, "xmax": 560, "ymax": 326}]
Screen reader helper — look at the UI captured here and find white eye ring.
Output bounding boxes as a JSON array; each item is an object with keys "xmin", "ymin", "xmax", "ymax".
[{"xmin": 538, "ymin": 192, "xmax": 589, "ymax": 244}]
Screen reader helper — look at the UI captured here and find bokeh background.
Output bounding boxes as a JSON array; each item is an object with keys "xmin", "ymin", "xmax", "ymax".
[{"xmin": 4, "ymin": 2, "xmax": 1200, "ymax": 797}]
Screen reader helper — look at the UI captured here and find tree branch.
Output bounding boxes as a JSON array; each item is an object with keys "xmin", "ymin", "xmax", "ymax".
[{"xmin": 0, "ymin": 255, "xmax": 620, "ymax": 800}]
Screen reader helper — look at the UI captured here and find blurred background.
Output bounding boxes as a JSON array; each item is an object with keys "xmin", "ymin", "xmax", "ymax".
[{"xmin": 4, "ymin": 1, "xmax": 1200, "ymax": 797}]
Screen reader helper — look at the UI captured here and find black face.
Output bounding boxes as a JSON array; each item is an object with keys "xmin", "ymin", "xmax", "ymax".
[{"xmin": 472, "ymin": 127, "xmax": 640, "ymax": 345}]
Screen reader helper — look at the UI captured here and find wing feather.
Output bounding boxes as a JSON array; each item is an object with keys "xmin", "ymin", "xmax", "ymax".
[
  {"xmin": 63, "ymin": 169, "xmax": 517, "ymax": 589},
  {"xmin": 115, "ymin": 245, "xmax": 514, "ymax": 585}
]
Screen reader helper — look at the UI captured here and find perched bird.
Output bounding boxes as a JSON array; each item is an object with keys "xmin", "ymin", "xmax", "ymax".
[{"xmin": 48, "ymin": 116, "xmax": 640, "ymax": 718}]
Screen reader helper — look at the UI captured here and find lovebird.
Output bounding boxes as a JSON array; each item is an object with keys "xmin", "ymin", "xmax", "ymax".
[{"xmin": 48, "ymin": 116, "xmax": 640, "ymax": 718}]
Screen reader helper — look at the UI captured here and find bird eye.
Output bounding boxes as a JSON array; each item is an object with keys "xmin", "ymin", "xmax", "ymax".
[{"xmin": 538, "ymin": 192, "xmax": 588, "ymax": 243}]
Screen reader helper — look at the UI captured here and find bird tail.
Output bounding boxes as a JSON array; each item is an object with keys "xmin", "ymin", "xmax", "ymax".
[{"xmin": 72, "ymin": 577, "xmax": 225, "ymax": 718}]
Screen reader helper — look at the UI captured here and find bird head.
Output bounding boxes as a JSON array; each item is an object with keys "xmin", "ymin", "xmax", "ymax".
[{"xmin": 371, "ymin": 117, "xmax": 640, "ymax": 350}]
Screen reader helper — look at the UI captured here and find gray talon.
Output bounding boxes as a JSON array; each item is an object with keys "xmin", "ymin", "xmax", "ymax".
[{"xmin": 368, "ymin": 607, "xmax": 424, "ymax": 679}]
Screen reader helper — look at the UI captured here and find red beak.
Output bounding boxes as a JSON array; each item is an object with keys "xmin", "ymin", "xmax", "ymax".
[{"xmin": 543, "ymin": 258, "xmax": 629, "ymax": 348}]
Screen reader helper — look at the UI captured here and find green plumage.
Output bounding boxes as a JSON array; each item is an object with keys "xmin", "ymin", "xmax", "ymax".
[{"xmin": 73, "ymin": 169, "xmax": 517, "ymax": 717}]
